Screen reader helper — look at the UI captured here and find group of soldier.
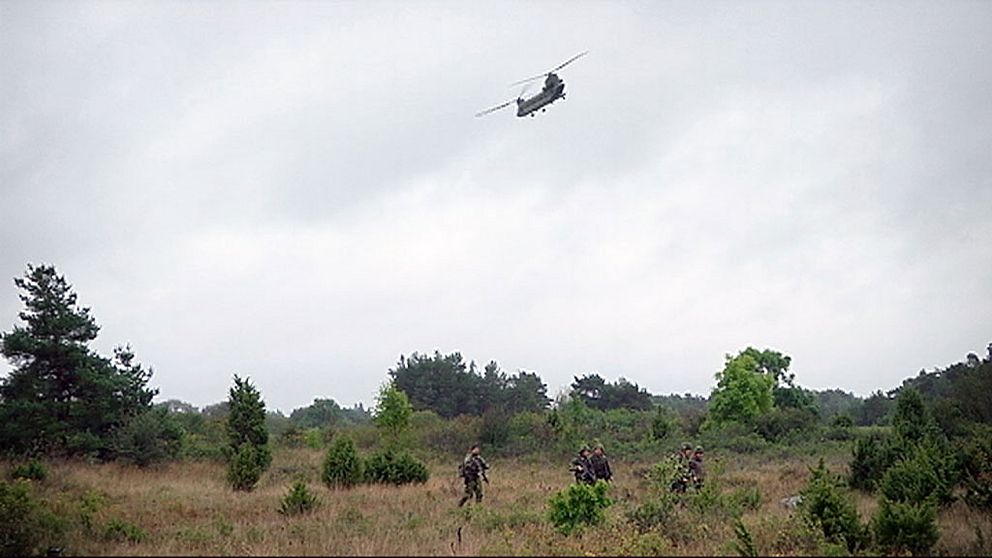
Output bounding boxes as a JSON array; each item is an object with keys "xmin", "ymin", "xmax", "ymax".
[{"xmin": 456, "ymin": 440, "xmax": 705, "ymax": 507}]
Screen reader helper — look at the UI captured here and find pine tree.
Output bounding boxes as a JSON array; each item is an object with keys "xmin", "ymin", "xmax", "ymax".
[
  {"xmin": 0, "ymin": 264, "xmax": 156, "ymax": 456},
  {"xmin": 226, "ymin": 375, "xmax": 271, "ymax": 490}
]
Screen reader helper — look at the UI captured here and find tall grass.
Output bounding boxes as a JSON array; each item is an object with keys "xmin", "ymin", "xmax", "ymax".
[{"xmin": 2, "ymin": 445, "xmax": 989, "ymax": 556}]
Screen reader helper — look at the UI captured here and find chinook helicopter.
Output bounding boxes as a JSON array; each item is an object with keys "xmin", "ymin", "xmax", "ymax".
[{"xmin": 475, "ymin": 51, "xmax": 588, "ymax": 118}]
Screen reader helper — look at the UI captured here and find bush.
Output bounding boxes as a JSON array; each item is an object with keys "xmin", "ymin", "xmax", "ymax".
[
  {"xmin": 871, "ymin": 498, "xmax": 939, "ymax": 556},
  {"xmin": 754, "ymin": 407, "xmax": 818, "ymax": 443},
  {"xmin": 800, "ymin": 459, "xmax": 865, "ymax": 553},
  {"xmin": 547, "ymin": 480, "xmax": 612, "ymax": 535},
  {"xmin": 651, "ymin": 406, "xmax": 677, "ymax": 441},
  {"xmin": 0, "ymin": 480, "xmax": 63, "ymax": 556},
  {"xmin": 961, "ymin": 435, "xmax": 992, "ymax": 510},
  {"xmin": 364, "ymin": 449, "xmax": 428, "ymax": 485},
  {"xmin": 9, "ymin": 459, "xmax": 46, "ymax": 482},
  {"xmin": 627, "ymin": 495, "xmax": 675, "ymax": 533},
  {"xmin": 321, "ymin": 437, "xmax": 364, "ymax": 488},
  {"xmin": 111, "ymin": 407, "xmax": 183, "ymax": 466},
  {"xmin": 848, "ymin": 433, "xmax": 900, "ymax": 491},
  {"xmin": 103, "ymin": 518, "xmax": 146, "ymax": 543},
  {"xmin": 227, "ymin": 443, "xmax": 266, "ymax": 491},
  {"xmin": 879, "ymin": 448, "xmax": 951, "ymax": 506},
  {"xmin": 279, "ymin": 481, "xmax": 319, "ymax": 516}
]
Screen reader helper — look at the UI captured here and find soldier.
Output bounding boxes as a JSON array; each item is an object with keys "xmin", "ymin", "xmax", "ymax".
[
  {"xmin": 670, "ymin": 442, "xmax": 694, "ymax": 493},
  {"xmin": 589, "ymin": 444, "xmax": 613, "ymax": 482},
  {"xmin": 689, "ymin": 445, "xmax": 705, "ymax": 490},
  {"xmin": 569, "ymin": 446, "xmax": 596, "ymax": 485},
  {"xmin": 458, "ymin": 444, "xmax": 490, "ymax": 507}
]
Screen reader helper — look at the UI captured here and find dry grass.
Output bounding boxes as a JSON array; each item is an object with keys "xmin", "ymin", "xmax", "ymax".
[{"xmin": 7, "ymin": 448, "xmax": 992, "ymax": 556}]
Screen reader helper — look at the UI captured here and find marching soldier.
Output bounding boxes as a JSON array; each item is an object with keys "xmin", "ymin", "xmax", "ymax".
[
  {"xmin": 458, "ymin": 444, "xmax": 490, "ymax": 507},
  {"xmin": 589, "ymin": 444, "xmax": 613, "ymax": 482},
  {"xmin": 569, "ymin": 446, "xmax": 596, "ymax": 485}
]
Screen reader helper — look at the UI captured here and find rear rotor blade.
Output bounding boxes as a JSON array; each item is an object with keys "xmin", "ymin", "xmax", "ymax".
[
  {"xmin": 552, "ymin": 50, "xmax": 589, "ymax": 73},
  {"xmin": 475, "ymin": 99, "xmax": 515, "ymax": 118}
]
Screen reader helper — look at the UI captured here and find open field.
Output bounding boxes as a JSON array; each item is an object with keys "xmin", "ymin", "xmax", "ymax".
[{"xmin": 8, "ymin": 447, "xmax": 992, "ymax": 556}]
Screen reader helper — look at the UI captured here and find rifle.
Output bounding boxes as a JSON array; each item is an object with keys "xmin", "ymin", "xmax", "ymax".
[{"xmin": 482, "ymin": 470, "xmax": 490, "ymax": 484}]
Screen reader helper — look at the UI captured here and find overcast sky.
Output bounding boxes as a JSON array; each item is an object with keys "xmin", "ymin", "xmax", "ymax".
[{"xmin": 2, "ymin": 1, "xmax": 990, "ymax": 413}]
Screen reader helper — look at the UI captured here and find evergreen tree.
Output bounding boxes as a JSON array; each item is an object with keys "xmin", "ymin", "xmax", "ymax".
[
  {"xmin": 226, "ymin": 374, "xmax": 271, "ymax": 490},
  {"xmin": 0, "ymin": 264, "xmax": 156, "ymax": 456}
]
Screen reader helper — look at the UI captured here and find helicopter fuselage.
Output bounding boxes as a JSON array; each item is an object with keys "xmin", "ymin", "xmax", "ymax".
[{"xmin": 516, "ymin": 73, "xmax": 566, "ymax": 117}]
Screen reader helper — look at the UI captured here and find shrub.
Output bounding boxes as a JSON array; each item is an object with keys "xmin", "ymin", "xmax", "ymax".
[
  {"xmin": 321, "ymin": 437, "xmax": 364, "ymax": 488},
  {"xmin": 9, "ymin": 459, "xmax": 46, "ymax": 482},
  {"xmin": 961, "ymin": 435, "xmax": 992, "ymax": 510},
  {"xmin": 733, "ymin": 517, "xmax": 758, "ymax": 557},
  {"xmin": 111, "ymin": 407, "xmax": 183, "ymax": 466},
  {"xmin": 227, "ymin": 443, "xmax": 266, "ymax": 491},
  {"xmin": 651, "ymin": 406, "xmax": 677, "ymax": 440},
  {"xmin": 831, "ymin": 415, "xmax": 854, "ymax": 429},
  {"xmin": 364, "ymin": 449, "xmax": 428, "ymax": 485},
  {"xmin": 547, "ymin": 480, "xmax": 612, "ymax": 535},
  {"xmin": 728, "ymin": 485, "xmax": 763, "ymax": 512},
  {"xmin": 627, "ymin": 495, "xmax": 675, "ymax": 533},
  {"xmin": 103, "ymin": 518, "xmax": 146, "ymax": 543},
  {"xmin": 0, "ymin": 480, "xmax": 63, "ymax": 556},
  {"xmin": 848, "ymin": 433, "xmax": 899, "ymax": 491},
  {"xmin": 754, "ymin": 407, "xmax": 818, "ymax": 443},
  {"xmin": 871, "ymin": 498, "xmax": 939, "ymax": 556},
  {"xmin": 279, "ymin": 481, "xmax": 319, "ymax": 516},
  {"xmin": 800, "ymin": 459, "xmax": 865, "ymax": 553},
  {"xmin": 879, "ymin": 447, "xmax": 952, "ymax": 506}
]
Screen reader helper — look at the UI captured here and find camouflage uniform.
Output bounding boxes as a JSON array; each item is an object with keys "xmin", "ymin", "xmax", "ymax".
[
  {"xmin": 458, "ymin": 453, "xmax": 489, "ymax": 506},
  {"xmin": 589, "ymin": 450, "xmax": 613, "ymax": 482},
  {"xmin": 688, "ymin": 447, "xmax": 705, "ymax": 490},
  {"xmin": 669, "ymin": 443, "xmax": 694, "ymax": 493},
  {"xmin": 570, "ymin": 451, "xmax": 596, "ymax": 485}
]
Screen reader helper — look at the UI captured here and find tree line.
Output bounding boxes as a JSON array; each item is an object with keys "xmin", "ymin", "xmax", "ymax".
[{"xmin": 1, "ymin": 263, "xmax": 989, "ymax": 464}]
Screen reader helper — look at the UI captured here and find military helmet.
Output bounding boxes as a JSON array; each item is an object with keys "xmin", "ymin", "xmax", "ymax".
[
  {"xmin": 695, "ymin": 445, "xmax": 704, "ymax": 452},
  {"xmin": 682, "ymin": 442, "xmax": 693, "ymax": 451},
  {"xmin": 579, "ymin": 445, "xmax": 591, "ymax": 454}
]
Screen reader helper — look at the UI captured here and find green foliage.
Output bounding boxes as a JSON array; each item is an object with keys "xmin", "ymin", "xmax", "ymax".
[
  {"xmin": 111, "ymin": 406, "xmax": 183, "ymax": 466},
  {"xmin": 103, "ymin": 518, "xmax": 146, "ymax": 543},
  {"xmin": 227, "ymin": 443, "xmax": 266, "ymax": 491},
  {"xmin": 799, "ymin": 459, "xmax": 865, "ymax": 553},
  {"xmin": 225, "ymin": 375, "xmax": 270, "ymax": 491},
  {"xmin": 848, "ymin": 432, "xmax": 900, "ymax": 491},
  {"xmin": 627, "ymin": 496, "xmax": 675, "ymax": 533},
  {"xmin": 321, "ymin": 437, "xmax": 364, "ymax": 488},
  {"xmin": 0, "ymin": 480, "xmax": 63, "ymax": 556},
  {"xmin": 871, "ymin": 498, "xmax": 939, "ymax": 556},
  {"xmin": 733, "ymin": 517, "xmax": 758, "ymax": 557},
  {"xmin": 892, "ymin": 388, "xmax": 939, "ymax": 445},
  {"xmin": 879, "ymin": 445, "xmax": 955, "ymax": 506},
  {"xmin": 389, "ymin": 352, "xmax": 549, "ymax": 418},
  {"xmin": 754, "ymin": 407, "xmax": 818, "ymax": 443},
  {"xmin": 570, "ymin": 374, "xmax": 653, "ymax": 411},
  {"xmin": 707, "ymin": 350, "xmax": 775, "ymax": 427},
  {"xmin": 650, "ymin": 405, "xmax": 677, "ymax": 440},
  {"xmin": 9, "ymin": 459, "xmax": 46, "ymax": 482},
  {"xmin": 831, "ymin": 414, "xmax": 854, "ymax": 428},
  {"xmin": 547, "ymin": 480, "xmax": 612, "ymax": 535},
  {"xmin": 0, "ymin": 264, "xmax": 157, "ymax": 457},
  {"xmin": 373, "ymin": 382, "xmax": 413, "ymax": 443},
  {"xmin": 961, "ymin": 434, "xmax": 992, "ymax": 510},
  {"xmin": 728, "ymin": 485, "xmax": 764, "ymax": 512},
  {"xmin": 363, "ymin": 449, "xmax": 428, "ymax": 485},
  {"xmin": 226, "ymin": 375, "xmax": 271, "ymax": 464},
  {"xmin": 279, "ymin": 481, "xmax": 319, "ymax": 516}
]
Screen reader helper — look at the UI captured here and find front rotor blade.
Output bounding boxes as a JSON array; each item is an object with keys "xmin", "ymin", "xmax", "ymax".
[
  {"xmin": 475, "ymin": 99, "xmax": 515, "ymax": 118},
  {"xmin": 552, "ymin": 50, "xmax": 589, "ymax": 73},
  {"xmin": 508, "ymin": 73, "xmax": 547, "ymax": 87}
]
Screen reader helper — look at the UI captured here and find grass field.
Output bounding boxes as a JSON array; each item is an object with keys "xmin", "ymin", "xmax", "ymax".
[{"xmin": 9, "ymin": 447, "xmax": 992, "ymax": 556}]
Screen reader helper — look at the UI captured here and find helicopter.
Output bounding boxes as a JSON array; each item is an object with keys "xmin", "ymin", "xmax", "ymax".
[{"xmin": 475, "ymin": 51, "xmax": 588, "ymax": 118}]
